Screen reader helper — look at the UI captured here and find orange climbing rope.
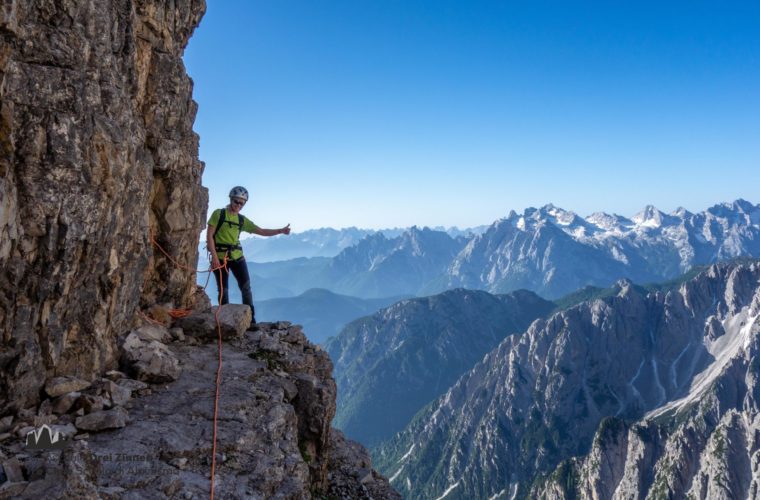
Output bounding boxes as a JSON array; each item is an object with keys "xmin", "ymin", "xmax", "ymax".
[
  {"xmin": 168, "ymin": 308, "xmax": 193, "ymax": 319},
  {"xmin": 137, "ymin": 310, "xmax": 166, "ymax": 326},
  {"xmin": 148, "ymin": 230, "xmax": 228, "ymax": 500},
  {"xmin": 210, "ymin": 271, "xmax": 225, "ymax": 500}
]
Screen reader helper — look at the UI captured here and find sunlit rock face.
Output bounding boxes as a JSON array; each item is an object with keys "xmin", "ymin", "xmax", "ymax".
[
  {"xmin": 0, "ymin": 0, "xmax": 208, "ymax": 412},
  {"xmin": 376, "ymin": 261, "xmax": 760, "ymax": 500}
]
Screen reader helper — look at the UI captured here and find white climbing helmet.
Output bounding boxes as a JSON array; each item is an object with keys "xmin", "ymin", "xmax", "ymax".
[{"xmin": 229, "ymin": 186, "xmax": 249, "ymax": 201}]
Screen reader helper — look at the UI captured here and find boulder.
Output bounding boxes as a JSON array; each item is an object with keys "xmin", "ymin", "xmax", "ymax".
[
  {"xmin": 104, "ymin": 370, "xmax": 129, "ymax": 381},
  {"xmin": 45, "ymin": 377, "xmax": 91, "ymax": 398},
  {"xmin": 104, "ymin": 381, "xmax": 132, "ymax": 407},
  {"xmin": 52, "ymin": 392, "xmax": 80, "ymax": 415},
  {"xmin": 0, "ymin": 415, "xmax": 13, "ymax": 432},
  {"xmin": 173, "ymin": 304, "xmax": 251, "ymax": 341},
  {"xmin": 50, "ymin": 423, "xmax": 78, "ymax": 440},
  {"xmin": 37, "ymin": 399, "xmax": 53, "ymax": 416},
  {"xmin": 74, "ymin": 394, "xmax": 106, "ymax": 414},
  {"xmin": 0, "ymin": 482, "xmax": 28, "ymax": 497},
  {"xmin": 169, "ymin": 327, "xmax": 186, "ymax": 342},
  {"xmin": 115, "ymin": 379, "xmax": 149, "ymax": 392},
  {"xmin": 192, "ymin": 285, "xmax": 213, "ymax": 312},
  {"xmin": 133, "ymin": 324, "xmax": 172, "ymax": 343},
  {"xmin": 2, "ymin": 457, "xmax": 24, "ymax": 482},
  {"xmin": 120, "ymin": 333, "xmax": 181, "ymax": 383},
  {"xmin": 75, "ymin": 407, "xmax": 129, "ymax": 432}
]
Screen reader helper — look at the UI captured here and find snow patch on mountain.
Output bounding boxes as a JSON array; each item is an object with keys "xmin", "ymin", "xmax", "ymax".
[
  {"xmin": 648, "ymin": 308, "xmax": 759, "ymax": 419},
  {"xmin": 434, "ymin": 481, "xmax": 460, "ymax": 500}
]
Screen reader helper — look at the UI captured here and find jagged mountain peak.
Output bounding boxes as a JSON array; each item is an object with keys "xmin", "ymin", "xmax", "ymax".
[
  {"xmin": 585, "ymin": 211, "xmax": 632, "ymax": 231},
  {"xmin": 611, "ymin": 277, "xmax": 636, "ymax": 295},
  {"xmin": 632, "ymin": 204, "xmax": 666, "ymax": 227},
  {"xmin": 719, "ymin": 198, "xmax": 756, "ymax": 212},
  {"xmin": 539, "ymin": 203, "xmax": 580, "ymax": 224},
  {"xmin": 523, "ymin": 204, "xmax": 581, "ymax": 225},
  {"xmin": 672, "ymin": 205, "xmax": 693, "ymax": 218},
  {"xmin": 501, "ymin": 204, "xmax": 587, "ymax": 235},
  {"xmin": 707, "ymin": 198, "xmax": 760, "ymax": 220}
]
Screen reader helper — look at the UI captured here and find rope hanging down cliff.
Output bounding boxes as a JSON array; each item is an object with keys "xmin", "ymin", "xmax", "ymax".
[{"xmin": 149, "ymin": 231, "xmax": 228, "ymax": 500}]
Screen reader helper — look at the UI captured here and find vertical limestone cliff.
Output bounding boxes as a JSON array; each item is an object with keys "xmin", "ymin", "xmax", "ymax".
[{"xmin": 0, "ymin": 0, "xmax": 207, "ymax": 412}]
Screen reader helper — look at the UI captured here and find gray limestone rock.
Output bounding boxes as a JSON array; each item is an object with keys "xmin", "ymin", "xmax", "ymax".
[
  {"xmin": 44, "ymin": 376, "xmax": 91, "ymax": 398},
  {"xmin": 0, "ymin": 0, "xmax": 208, "ymax": 414},
  {"xmin": 0, "ymin": 481, "xmax": 28, "ymax": 497},
  {"xmin": 0, "ymin": 416, "xmax": 13, "ymax": 433},
  {"xmin": 169, "ymin": 327, "xmax": 186, "ymax": 342},
  {"xmin": 120, "ymin": 332, "xmax": 181, "ymax": 383},
  {"xmin": 2, "ymin": 457, "xmax": 24, "ymax": 482},
  {"xmin": 0, "ymin": 0, "xmax": 398, "ymax": 497},
  {"xmin": 104, "ymin": 381, "xmax": 132, "ymax": 407},
  {"xmin": 51, "ymin": 392, "xmax": 79, "ymax": 415},
  {"xmin": 133, "ymin": 325, "xmax": 172, "ymax": 344},
  {"xmin": 115, "ymin": 378, "xmax": 149, "ymax": 393},
  {"xmin": 174, "ymin": 304, "xmax": 252, "ymax": 341},
  {"xmin": 75, "ymin": 407, "xmax": 128, "ymax": 432},
  {"xmin": 327, "ymin": 430, "xmax": 401, "ymax": 499}
]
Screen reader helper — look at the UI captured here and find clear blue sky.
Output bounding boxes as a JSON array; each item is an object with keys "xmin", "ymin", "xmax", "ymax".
[{"xmin": 183, "ymin": 1, "xmax": 760, "ymax": 231}]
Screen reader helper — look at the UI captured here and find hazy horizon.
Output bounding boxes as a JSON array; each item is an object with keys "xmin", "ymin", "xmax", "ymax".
[{"xmin": 215, "ymin": 197, "xmax": 757, "ymax": 236}]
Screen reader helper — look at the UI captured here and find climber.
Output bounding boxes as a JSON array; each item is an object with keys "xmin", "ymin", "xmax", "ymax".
[{"xmin": 207, "ymin": 186, "xmax": 291, "ymax": 327}]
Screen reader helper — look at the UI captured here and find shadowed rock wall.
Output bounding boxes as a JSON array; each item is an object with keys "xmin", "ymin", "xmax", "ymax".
[{"xmin": 0, "ymin": 0, "xmax": 207, "ymax": 413}]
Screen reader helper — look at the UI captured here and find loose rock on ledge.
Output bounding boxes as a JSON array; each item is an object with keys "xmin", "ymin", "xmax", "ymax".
[
  {"xmin": 120, "ymin": 333, "xmax": 181, "ymax": 383},
  {"xmin": 75, "ymin": 407, "xmax": 129, "ymax": 432},
  {"xmin": 44, "ymin": 377, "xmax": 92, "ymax": 399},
  {"xmin": 173, "ymin": 304, "xmax": 252, "ymax": 341}
]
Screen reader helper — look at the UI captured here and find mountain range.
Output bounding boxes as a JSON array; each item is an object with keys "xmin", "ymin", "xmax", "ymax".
[
  {"xmin": 325, "ymin": 288, "xmax": 555, "ymax": 447},
  {"xmin": 240, "ymin": 200, "xmax": 760, "ymax": 300},
  {"xmin": 373, "ymin": 260, "xmax": 760, "ymax": 499},
  {"xmin": 234, "ymin": 225, "xmax": 488, "ymax": 263}
]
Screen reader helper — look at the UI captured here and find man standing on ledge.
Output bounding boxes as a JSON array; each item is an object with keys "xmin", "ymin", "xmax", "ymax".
[{"xmin": 207, "ymin": 186, "xmax": 291, "ymax": 327}]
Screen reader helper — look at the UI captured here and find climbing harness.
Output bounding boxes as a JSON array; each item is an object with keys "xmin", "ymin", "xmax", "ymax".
[{"xmin": 212, "ymin": 208, "xmax": 246, "ymax": 258}]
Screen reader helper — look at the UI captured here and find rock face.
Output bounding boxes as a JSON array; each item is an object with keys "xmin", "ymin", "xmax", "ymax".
[
  {"xmin": 0, "ymin": 1, "xmax": 208, "ymax": 412},
  {"xmin": 375, "ymin": 261, "xmax": 760, "ymax": 499},
  {"xmin": 0, "ymin": 323, "xmax": 398, "ymax": 498}
]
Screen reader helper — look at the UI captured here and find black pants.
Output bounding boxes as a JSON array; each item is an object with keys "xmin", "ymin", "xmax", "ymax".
[{"xmin": 213, "ymin": 257, "xmax": 255, "ymax": 321}]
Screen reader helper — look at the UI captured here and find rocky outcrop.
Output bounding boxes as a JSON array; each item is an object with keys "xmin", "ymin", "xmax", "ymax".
[
  {"xmin": 0, "ymin": 1, "xmax": 207, "ymax": 412},
  {"xmin": 375, "ymin": 261, "xmax": 760, "ymax": 499},
  {"xmin": 0, "ymin": 321, "xmax": 398, "ymax": 498}
]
